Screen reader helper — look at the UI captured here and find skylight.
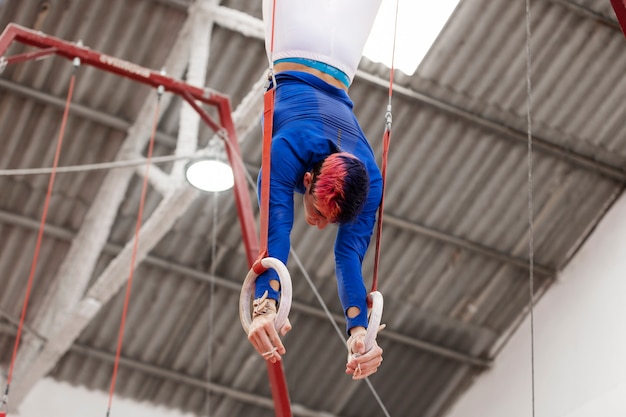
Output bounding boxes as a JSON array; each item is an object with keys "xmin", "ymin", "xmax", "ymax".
[{"xmin": 363, "ymin": 0, "xmax": 460, "ymax": 75}]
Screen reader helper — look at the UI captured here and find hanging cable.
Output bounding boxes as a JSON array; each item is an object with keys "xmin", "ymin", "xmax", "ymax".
[
  {"xmin": 239, "ymin": 2, "xmax": 293, "ymax": 415},
  {"xmin": 257, "ymin": 0, "xmax": 278, "ymax": 262},
  {"xmin": 258, "ymin": 83, "xmax": 274, "ymax": 262},
  {"xmin": 238, "ymin": 0, "xmax": 293, "ymax": 344},
  {"xmin": 0, "ymin": 154, "xmax": 202, "ymax": 176},
  {"xmin": 525, "ymin": 1, "xmax": 536, "ymax": 416},
  {"xmin": 105, "ymin": 86, "xmax": 162, "ymax": 417},
  {"xmin": 371, "ymin": 0, "xmax": 399, "ymax": 294},
  {"xmin": 0, "ymin": 57, "xmax": 79, "ymax": 417},
  {"xmin": 204, "ymin": 192, "xmax": 219, "ymax": 417},
  {"xmin": 355, "ymin": 0, "xmax": 400, "ymax": 358},
  {"xmin": 289, "ymin": 248, "xmax": 391, "ymax": 417}
]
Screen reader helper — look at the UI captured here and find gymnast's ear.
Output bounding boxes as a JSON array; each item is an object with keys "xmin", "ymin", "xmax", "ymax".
[{"xmin": 303, "ymin": 171, "xmax": 313, "ymax": 188}]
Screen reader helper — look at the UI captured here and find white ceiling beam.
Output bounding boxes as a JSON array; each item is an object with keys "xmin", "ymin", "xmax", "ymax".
[
  {"xmin": 205, "ymin": 4, "xmax": 265, "ymax": 40},
  {"xmin": 172, "ymin": 0, "xmax": 217, "ymax": 181}
]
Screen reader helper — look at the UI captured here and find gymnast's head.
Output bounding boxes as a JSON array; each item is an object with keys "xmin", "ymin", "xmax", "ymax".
[{"xmin": 302, "ymin": 152, "xmax": 369, "ymax": 229}]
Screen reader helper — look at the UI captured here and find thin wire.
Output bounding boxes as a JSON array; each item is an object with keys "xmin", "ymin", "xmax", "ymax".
[
  {"xmin": 525, "ymin": 0, "xmax": 536, "ymax": 416},
  {"xmin": 289, "ymin": 249, "xmax": 392, "ymax": 417},
  {"xmin": 2, "ymin": 64, "xmax": 78, "ymax": 414},
  {"xmin": 256, "ymin": 0, "xmax": 279, "ymax": 262},
  {"xmin": 371, "ymin": 0, "xmax": 399, "ymax": 293},
  {"xmin": 0, "ymin": 154, "xmax": 197, "ymax": 176},
  {"xmin": 269, "ymin": 0, "xmax": 277, "ymax": 65},
  {"xmin": 106, "ymin": 90, "xmax": 162, "ymax": 417},
  {"xmin": 205, "ymin": 192, "xmax": 219, "ymax": 417},
  {"xmin": 266, "ymin": 0, "xmax": 277, "ymax": 87},
  {"xmin": 388, "ymin": 0, "xmax": 399, "ymax": 103}
]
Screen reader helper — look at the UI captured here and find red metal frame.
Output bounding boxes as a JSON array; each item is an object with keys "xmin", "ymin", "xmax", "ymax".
[
  {"xmin": 0, "ymin": 23, "xmax": 292, "ymax": 417},
  {"xmin": 613, "ymin": 0, "xmax": 626, "ymax": 38}
]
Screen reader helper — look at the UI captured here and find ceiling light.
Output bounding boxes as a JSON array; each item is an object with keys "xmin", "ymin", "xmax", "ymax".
[{"xmin": 185, "ymin": 138, "xmax": 234, "ymax": 192}]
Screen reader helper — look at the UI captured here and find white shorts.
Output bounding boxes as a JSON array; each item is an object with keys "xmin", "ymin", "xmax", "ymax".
[{"xmin": 263, "ymin": 0, "xmax": 383, "ymax": 86}]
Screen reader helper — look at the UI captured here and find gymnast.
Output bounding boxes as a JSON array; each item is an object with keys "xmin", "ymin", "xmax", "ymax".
[{"xmin": 248, "ymin": 0, "xmax": 385, "ymax": 380}]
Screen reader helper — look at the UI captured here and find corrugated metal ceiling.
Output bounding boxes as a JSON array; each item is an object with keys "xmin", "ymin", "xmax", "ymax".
[{"xmin": 0, "ymin": 0, "xmax": 625, "ymax": 416}]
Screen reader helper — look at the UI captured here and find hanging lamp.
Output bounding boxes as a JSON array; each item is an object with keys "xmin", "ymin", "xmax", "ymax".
[{"xmin": 185, "ymin": 137, "xmax": 234, "ymax": 192}]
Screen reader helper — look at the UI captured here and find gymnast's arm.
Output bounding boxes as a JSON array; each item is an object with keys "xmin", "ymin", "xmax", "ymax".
[
  {"xmin": 247, "ymin": 136, "xmax": 302, "ymax": 363},
  {"xmin": 336, "ymin": 170, "xmax": 384, "ymax": 379}
]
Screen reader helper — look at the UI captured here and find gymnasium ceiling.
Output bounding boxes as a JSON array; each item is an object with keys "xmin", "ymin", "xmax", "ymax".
[{"xmin": 0, "ymin": 0, "xmax": 625, "ymax": 416}]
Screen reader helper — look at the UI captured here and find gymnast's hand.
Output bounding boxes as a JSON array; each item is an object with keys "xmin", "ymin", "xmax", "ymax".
[
  {"xmin": 247, "ymin": 296, "xmax": 292, "ymax": 363},
  {"xmin": 345, "ymin": 326, "xmax": 384, "ymax": 380}
]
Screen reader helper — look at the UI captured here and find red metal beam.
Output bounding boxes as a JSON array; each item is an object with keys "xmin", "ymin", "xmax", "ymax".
[
  {"xmin": 3, "ymin": 47, "xmax": 58, "ymax": 66},
  {"xmin": 612, "ymin": 0, "xmax": 626, "ymax": 38},
  {"xmin": 182, "ymin": 96, "xmax": 261, "ymax": 265},
  {"xmin": 0, "ymin": 22, "xmax": 292, "ymax": 417},
  {"xmin": 0, "ymin": 23, "xmax": 229, "ymax": 107},
  {"xmin": 217, "ymin": 100, "xmax": 292, "ymax": 417}
]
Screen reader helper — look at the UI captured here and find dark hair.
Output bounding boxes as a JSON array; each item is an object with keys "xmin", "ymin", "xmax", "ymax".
[{"xmin": 310, "ymin": 152, "xmax": 369, "ymax": 224}]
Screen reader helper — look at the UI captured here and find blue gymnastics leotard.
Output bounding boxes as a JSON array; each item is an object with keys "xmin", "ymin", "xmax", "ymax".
[{"xmin": 255, "ymin": 71, "xmax": 383, "ymax": 332}]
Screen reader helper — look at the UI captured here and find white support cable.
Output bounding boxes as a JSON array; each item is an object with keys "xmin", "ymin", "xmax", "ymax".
[
  {"xmin": 0, "ymin": 78, "xmax": 265, "ymax": 182},
  {"xmin": 205, "ymin": 190, "xmax": 219, "ymax": 417},
  {"xmin": 288, "ymin": 250, "xmax": 391, "ymax": 417},
  {"xmin": 525, "ymin": 1, "xmax": 536, "ymax": 416},
  {"xmin": 0, "ymin": 153, "xmax": 199, "ymax": 176}
]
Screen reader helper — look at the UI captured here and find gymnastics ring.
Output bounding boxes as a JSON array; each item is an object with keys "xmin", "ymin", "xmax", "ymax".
[
  {"xmin": 239, "ymin": 257, "xmax": 292, "ymax": 335},
  {"xmin": 364, "ymin": 291, "xmax": 384, "ymax": 352}
]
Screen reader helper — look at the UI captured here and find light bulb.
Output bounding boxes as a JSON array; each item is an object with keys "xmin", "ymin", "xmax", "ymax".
[{"xmin": 185, "ymin": 159, "xmax": 234, "ymax": 192}]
